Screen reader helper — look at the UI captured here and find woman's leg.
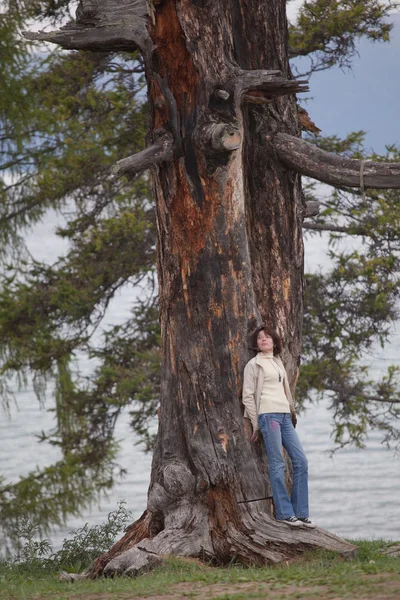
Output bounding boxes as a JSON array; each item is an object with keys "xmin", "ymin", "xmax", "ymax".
[
  {"xmin": 258, "ymin": 413, "xmax": 295, "ymax": 520},
  {"xmin": 280, "ymin": 413, "xmax": 309, "ymax": 519}
]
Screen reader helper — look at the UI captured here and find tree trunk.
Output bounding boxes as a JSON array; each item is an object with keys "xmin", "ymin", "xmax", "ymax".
[
  {"xmin": 25, "ymin": 0, "xmax": 356, "ymax": 576},
  {"xmin": 87, "ymin": 0, "xmax": 355, "ymax": 575}
]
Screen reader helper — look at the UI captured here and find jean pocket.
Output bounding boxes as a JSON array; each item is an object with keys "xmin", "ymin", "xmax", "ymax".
[{"xmin": 258, "ymin": 413, "xmax": 268, "ymax": 428}]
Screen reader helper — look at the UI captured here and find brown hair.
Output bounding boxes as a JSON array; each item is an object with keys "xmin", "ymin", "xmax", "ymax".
[{"xmin": 252, "ymin": 325, "xmax": 282, "ymax": 356}]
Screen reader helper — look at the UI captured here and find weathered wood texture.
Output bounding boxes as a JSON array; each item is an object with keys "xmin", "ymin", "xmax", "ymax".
[
  {"xmin": 99, "ymin": 0, "xmax": 354, "ymax": 572},
  {"xmin": 273, "ymin": 132, "xmax": 400, "ymax": 188},
  {"xmin": 23, "ymin": 0, "xmax": 152, "ymax": 52},
  {"xmin": 304, "ymin": 201, "xmax": 320, "ymax": 218},
  {"xmin": 25, "ymin": 0, "xmax": 357, "ymax": 576},
  {"xmin": 302, "ymin": 222, "xmax": 367, "ymax": 235},
  {"xmin": 111, "ymin": 132, "xmax": 174, "ymax": 177}
]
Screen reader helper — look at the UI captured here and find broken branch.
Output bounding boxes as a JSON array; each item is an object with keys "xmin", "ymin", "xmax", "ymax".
[
  {"xmin": 304, "ymin": 201, "xmax": 320, "ymax": 218},
  {"xmin": 302, "ymin": 222, "xmax": 368, "ymax": 235},
  {"xmin": 204, "ymin": 123, "xmax": 242, "ymax": 152},
  {"xmin": 23, "ymin": 0, "xmax": 152, "ymax": 53},
  {"xmin": 111, "ymin": 133, "xmax": 175, "ymax": 177},
  {"xmin": 237, "ymin": 70, "xmax": 309, "ymax": 99},
  {"xmin": 273, "ymin": 133, "xmax": 400, "ymax": 189}
]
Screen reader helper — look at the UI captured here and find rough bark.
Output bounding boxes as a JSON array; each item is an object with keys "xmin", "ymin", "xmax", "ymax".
[
  {"xmin": 272, "ymin": 132, "xmax": 400, "ymax": 189},
  {"xmin": 26, "ymin": 0, "xmax": 357, "ymax": 576}
]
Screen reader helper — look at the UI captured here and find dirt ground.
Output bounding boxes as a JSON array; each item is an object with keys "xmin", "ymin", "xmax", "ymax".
[{"xmin": 71, "ymin": 571, "xmax": 400, "ymax": 600}]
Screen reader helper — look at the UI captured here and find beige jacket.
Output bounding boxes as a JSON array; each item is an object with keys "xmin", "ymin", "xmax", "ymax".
[{"xmin": 242, "ymin": 354, "xmax": 295, "ymax": 431}]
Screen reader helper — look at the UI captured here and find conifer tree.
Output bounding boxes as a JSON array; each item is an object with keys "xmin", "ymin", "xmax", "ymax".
[{"xmin": 0, "ymin": 0, "xmax": 399, "ymax": 564}]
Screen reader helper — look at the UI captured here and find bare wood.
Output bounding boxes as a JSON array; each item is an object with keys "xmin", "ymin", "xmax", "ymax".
[
  {"xmin": 59, "ymin": 571, "xmax": 88, "ymax": 582},
  {"xmin": 244, "ymin": 93, "xmax": 274, "ymax": 105},
  {"xmin": 204, "ymin": 123, "xmax": 242, "ymax": 152},
  {"xmin": 273, "ymin": 133, "xmax": 400, "ymax": 189},
  {"xmin": 111, "ymin": 133, "xmax": 175, "ymax": 177},
  {"xmin": 23, "ymin": 25, "xmax": 150, "ymax": 53},
  {"xmin": 237, "ymin": 69, "xmax": 309, "ymax": 99},
  {"xmin": 23, "ymin": 0, "xmax": 152, "ymax": 53},
  {"xmin": 302, "ymin": 222, "xmax": 368, "ymax": 235},
  {"xmin": 104, "ymin": 547, "xmax": 162, "ymax": 577},
  {"xmin": 304, "ymin": 201, "xmax": 320, "ymax": 218},
  {"xmin": 215, "ymin": 89, "xmax": 231, "ymax": 100}
]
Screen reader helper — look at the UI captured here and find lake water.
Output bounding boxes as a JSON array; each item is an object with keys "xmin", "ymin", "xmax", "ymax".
[{"xmin": 0, "ymin": 217, "xmax": 399, "ymax": 550}]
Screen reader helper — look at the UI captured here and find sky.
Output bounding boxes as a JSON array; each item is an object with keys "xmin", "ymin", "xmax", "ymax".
[{"xmin": 288, "ymin": 4, "xmax": 400, "ymax": 153}]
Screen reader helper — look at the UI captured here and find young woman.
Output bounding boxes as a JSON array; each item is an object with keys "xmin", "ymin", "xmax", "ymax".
[{"xmin": 242, "ymin": 325, "xmax": 316, "ymax": 528}]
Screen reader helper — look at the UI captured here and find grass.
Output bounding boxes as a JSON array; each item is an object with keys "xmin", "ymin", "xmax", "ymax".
[{"xmin": 1, "ymin": 539, "xmax": 399, "ymax": 600}]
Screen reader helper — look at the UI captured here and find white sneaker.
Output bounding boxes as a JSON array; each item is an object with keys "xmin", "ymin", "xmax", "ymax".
[
  {"xmin": 279, "ymin": 516, "xmax": 303, "ymax": 527},
  {"xmin": 298, "ymin": 517, "xmax": 317, "ymax": 529}
]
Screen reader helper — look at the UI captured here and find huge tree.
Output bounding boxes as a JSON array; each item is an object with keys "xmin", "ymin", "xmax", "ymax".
[
  {"xmin": 1, "ymin": 0, "xmax": 399, "ymax": 567},
  {"xmin": 13, "ymin": 0, "xmax": 400, "ymax": 574}
]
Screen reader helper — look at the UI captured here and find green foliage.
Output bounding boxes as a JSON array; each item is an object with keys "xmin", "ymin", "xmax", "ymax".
[
  {"xmin": 0, "ymin": 2, "xmax": 154, "ymax": 545},
  {"xmin": 7, "ymin": 516, "xmax": 52, "ymax": 565},
  {"xmin": 0, "ymin": 46, "xmax": 148, "ymax": 253},
  {"xmin": 2, "ymin": 500, "xmax": 131, "ymax": 570},
  {"xmin": 90, "ymin": 301, "xmax": 161, "ymax": 453},
  {"xmin": 2, "ymin": 1, "xmax": 72, "ymax": 23},
  {"xmin": 298, "ymin": 132, "xmax": 400, "ymax": 448},
  {"xmin": 0, "ymin": 443, "xmax": 123, "ymax": 550},
  {"xmin": 0, "ymin": 537, "xmax": 399, "ymax": 600},
  {"xmin": 51, "ymin": 500, "xmax": 133, "ymax": 570},
  {"xmin": 289, "ymin": 0, "xmax": 397, "ymax": 74}
]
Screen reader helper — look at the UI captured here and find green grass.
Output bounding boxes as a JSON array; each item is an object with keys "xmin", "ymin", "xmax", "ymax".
[{"xmin": 1, "ymin": 540, "xmax": 399, "ymax": 600}]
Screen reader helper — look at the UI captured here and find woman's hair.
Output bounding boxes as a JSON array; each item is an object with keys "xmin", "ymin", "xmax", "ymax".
[{"xmin": 252, "ymin": 325, "xmax": 282, "ymax": 356}]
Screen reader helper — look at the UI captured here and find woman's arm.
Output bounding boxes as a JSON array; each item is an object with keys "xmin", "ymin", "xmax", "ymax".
[{"xmin": 242, "ymin": 361, "xmax": 259, "ymax": 431}]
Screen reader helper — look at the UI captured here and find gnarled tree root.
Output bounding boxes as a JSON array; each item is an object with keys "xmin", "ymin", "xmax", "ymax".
[{"xmin": 74, "ymin": 505, "xmax": 357, "ymax": 579}]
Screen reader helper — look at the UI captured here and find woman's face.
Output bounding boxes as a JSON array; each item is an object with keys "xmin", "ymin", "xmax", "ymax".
[{"xmin": 257, "ymin": 330, "xmax": 274, "ymax": 353}]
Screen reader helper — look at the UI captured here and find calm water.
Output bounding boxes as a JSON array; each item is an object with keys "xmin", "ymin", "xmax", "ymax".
[{"xmin": 0, "ymin": 217, "xmax": 399, "ymax": 549}]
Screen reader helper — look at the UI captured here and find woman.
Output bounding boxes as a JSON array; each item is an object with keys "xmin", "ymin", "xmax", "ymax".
[{"xmin": 242, "ymin": 325, "xmax": 316, "ymax": 528}]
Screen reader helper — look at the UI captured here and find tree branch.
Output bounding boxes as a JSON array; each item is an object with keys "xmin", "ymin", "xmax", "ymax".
[
  {"xmin": 111, "ymin": 132, "xmax": 175, "ymax": 178},
  {"xmin": 272, "ymin": 133, "xmax": 400, "ymax": 189},
  {"xmin": 302, "ymin": 222, "xmax": 368, "ymax": 235},
  {"xmin": 304, "ymin": 201, "xmax": 320, "ymax": 218},
  {"xmin": 22, "ymin": 0, "xmax": 152, "ymax": 54},
  {"xmin": 236, "ymin": 70, "xmax": 309, "ymax": 100},
  {"xmin": 23, "ymin": 25, "xmax": 150, "ymax": 53}
]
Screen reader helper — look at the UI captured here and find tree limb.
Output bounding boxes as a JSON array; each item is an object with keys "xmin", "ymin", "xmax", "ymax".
[
  {"xmin": 304, "ymin": 201, "xmax": 320, "ymax": 218},
  {"xmin": 22, "ymin": 0, "xmax": 152, "ymax": 54},
  {"xmin": 111, "ymin": 132, "xmax": 175, "ymax": 178},
  {"xmin": 272, "ymin": 133, "xmax": 400, "ymax": 189},
  {"xmin": 302, "ymin": 222, "xmax": 368, "ymax": 235},
  {"xmin": 23, "ymin": 25, "xmax": 151, "ymax": 53},
  {"xmin": 236, "ymin": 70, "xmax": 309, "ymax": 99}
]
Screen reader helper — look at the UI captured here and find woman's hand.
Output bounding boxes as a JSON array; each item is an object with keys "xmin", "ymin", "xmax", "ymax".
[
  {"xmin": 291, "ymin": 412, "xmax": 297, "ymax": 428},
  {"xmin": 250, "ymin": 430, "xmax": 259, "ymax": 443}
]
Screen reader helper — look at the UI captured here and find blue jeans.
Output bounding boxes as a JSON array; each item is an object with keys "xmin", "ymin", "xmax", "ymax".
[{"xmin": 258, "ymin": 412, "xmax": 309, "ymax": 520}]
